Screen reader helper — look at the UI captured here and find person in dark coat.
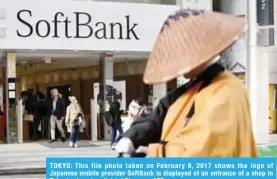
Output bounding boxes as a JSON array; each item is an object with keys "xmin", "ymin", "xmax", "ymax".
[
  {"xmin": 23, "ymin": 90, "xmax": 40, "ymax": 141},
  {"xmin": 48, "ymin": 89, "xmax": 66, "ymax": 143},
  {"xmin": 109, "ymin": 96, "xmax": 123, "ymax": 149},
  {"xmin": 29, "ymin": 91, "xmax": 41, "ymax": 141}
]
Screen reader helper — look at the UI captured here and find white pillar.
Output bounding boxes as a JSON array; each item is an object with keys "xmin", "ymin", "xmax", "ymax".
[
  {"xmin": 246, "ymin": 0, "xmax": 269, "ymax": 144},
  {"xmin": 17, "ymin": 99, "xmax": 23, "ymax": 143},
  {"xmin": 153, "ymin": 83, "xmax": 167, "ymax": 108},
  {"xmin": 101, "ymin": 53, "xmax": 114, "ymax": 108},
  {"xmin": 5, "ymin": 52, "xmax": 17, "ymax": 143},
  {"xmin": 100, "ymin": 53, "xmax": 114, "ymax": 141},
  {"xmin": 90, "ymin": 99, "xmax": 97, "ymax": 141}
]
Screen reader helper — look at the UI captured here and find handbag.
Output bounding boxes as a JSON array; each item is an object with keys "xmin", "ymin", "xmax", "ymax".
[
  {"xmin": 73, "ymin": 112, "xmax": 82, "ymax": 125},
  {"xmin": 24, "ymin": 114, "xmax": 34, "ymax": 122},
  {"xmin": 104, "ymin": 111, "xmax": 114, "ymax": 126},
  {"xmin": 38, "ymin": 122, "xmax": 41, "ymax": 131}
]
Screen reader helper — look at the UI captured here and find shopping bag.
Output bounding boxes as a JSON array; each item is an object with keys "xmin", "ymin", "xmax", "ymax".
[
  {"xmin": 24, "ymin": 114, "xmax": 34, "ymax": 122},
  {"xmin": 38, "ymin": 123, "xmax": 41, "ymax": 131}
]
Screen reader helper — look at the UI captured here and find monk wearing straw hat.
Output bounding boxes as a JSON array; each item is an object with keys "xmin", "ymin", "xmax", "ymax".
[{"xmin": 115, "ymin": 9, "xmax": 257, "ymax": 157}]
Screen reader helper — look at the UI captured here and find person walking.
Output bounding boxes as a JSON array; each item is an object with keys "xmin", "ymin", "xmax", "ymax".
[
  {"xmin": 65, "ymin": 96, "xmax": 85, "ymax": 148},
  {"xmin": 115, "ymin": 9, "xmax": 257, "ymax": 157},
  {"xmin": 128, "ymin": 98, "xmax": 143, "ymax": 123},
  {"xmin": 109, "ymin": 97, "xmax": 123, "ymax": 150},
  {"xmin": 48, "ymin": 89, "xmax": 66, "ymax": 143},
  {"xmin": 28, "ymin": 91, "xmax": 41, "ymax": 141}
]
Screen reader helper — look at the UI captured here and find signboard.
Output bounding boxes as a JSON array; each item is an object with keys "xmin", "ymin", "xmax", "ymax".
[
  {"xmin": 0, "ymin": 0, "xmax": 178, "ymax": 52},
  {"xmin": 256, "ymin": 0, "xmax": 274, "ymax": 46},
  {"xmin": 257, "ymin": 0, "xmax": 274, "ymax": 26},
  {"xmin": 257, "ymin": 28, "xmax": 274, "ymax": 46}
]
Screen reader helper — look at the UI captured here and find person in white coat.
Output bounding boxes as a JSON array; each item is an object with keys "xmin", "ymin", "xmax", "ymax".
[{"xmin": 65, "ymin": 96, "xmax": 85, "ymax": 148}]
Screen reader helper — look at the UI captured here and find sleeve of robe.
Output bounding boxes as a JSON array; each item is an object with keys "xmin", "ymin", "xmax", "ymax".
[{"xmin": 147, "ymin": 87, "xmax": 243, "ymax": 157}]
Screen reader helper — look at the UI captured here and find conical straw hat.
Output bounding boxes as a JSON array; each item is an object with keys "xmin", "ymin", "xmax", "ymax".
[{"xmin": 143, "ymin": 9, "xmax": 246, "ymax": 84}]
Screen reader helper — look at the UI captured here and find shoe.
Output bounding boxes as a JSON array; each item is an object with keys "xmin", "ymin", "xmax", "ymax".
[
  {"xmin": 74, "ymin": 143, "xmax": 79, "ymax": 148},
  {"xmin": 111, "ymin": 144, "xmax": 116, "ymax": 150},
  {"xmin": 49, "ymin": 140, "xmax": 55, "ymax": 144},
  {"xmin": 61, "ymin": 137, "xmax": 66, "ymax": 143},
  {"xmin": 69, "ymin": 142, "xmax": 74, "ymax": 147}
]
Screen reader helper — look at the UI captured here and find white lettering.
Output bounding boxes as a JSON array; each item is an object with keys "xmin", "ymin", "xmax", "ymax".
[
  {"xmin": 49, "ymin": 163, "xmax": 72, "ymax": 168},
  {"xmin": 261, "ymin": 3, "xmax": 266, "ymax": 10},
  {"xmin": 157, "ymin": 163, "xmax": 185, "ymax": 170}
]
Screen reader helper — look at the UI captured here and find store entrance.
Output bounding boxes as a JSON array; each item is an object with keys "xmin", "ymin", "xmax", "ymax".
[{"xmin": 1, "ymin": 51, "xmax": 149, "ymax": 143}]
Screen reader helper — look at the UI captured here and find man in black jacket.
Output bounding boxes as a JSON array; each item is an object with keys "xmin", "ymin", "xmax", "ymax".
[
  {"xmin": 48, "ymin": 89, "xmax": 66, "ymax": 143},
  {"xmin": 109, "ymin": 97, "xmax": 123, "ymax": 149}
]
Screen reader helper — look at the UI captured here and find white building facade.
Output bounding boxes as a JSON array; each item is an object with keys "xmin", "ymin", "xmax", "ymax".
[{"xmin": 220, "ymin": 0, "xmax": 277, "ymax": 144}]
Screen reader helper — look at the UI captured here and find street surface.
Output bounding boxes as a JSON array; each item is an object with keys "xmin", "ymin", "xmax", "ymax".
[
  {"xmin": 0, "ymin": 140, "xmax": 116, "ymax": 177},
  {"xmin": 0, "ymin": 136, "xmax": 276, "ymax": 177},
  {"xmin": 0, "ymin": 174, "xmax": 45, "ymax": 178}
]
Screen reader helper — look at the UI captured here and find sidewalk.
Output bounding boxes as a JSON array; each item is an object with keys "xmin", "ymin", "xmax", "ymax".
[
  {"xmin": 1, "ymin": 140, "xmax": 276, "ymax": 176},
  {"xmin": 0, "ymin": 140, "xmax": 116, "ymax": 176}
]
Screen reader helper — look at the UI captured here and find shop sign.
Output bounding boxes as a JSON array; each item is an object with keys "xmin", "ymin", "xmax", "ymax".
[
  {"xmin": 0, "ymin": 0, "xmax": 178, "ymax": 52},
  {"xmin": 256, "ymin": 0, "xmax": 274, "ymax": 46},
  {"xmin": 257, "ymin": 0, "xmax": 274, "ymax": 26}
]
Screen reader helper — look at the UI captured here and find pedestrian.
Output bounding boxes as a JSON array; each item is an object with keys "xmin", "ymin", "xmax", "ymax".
[
  {"xmin": 28, "ymin": 90, "xmax": 41, "ymax": 141},
  {"xmin": 48, "ymin": 88, "xmax": 66, "ymax": 143},
  {"xmin": 115, "ymin": 9, "xmax": 257, "ymax": 157},
  {"xmin": 65, "ymin": 96, "xmax": 85, "ymax": 148},
  {"xmin": 127, "ymin": 98, "xmax": 143, "ymax": 123},
  {"xmin": 109, "ymin": 96, "xmax": 123, "ymax": 150},
  {"xmin": 24, "ymin": 90, "xmax": 39, "ymax": 141}
]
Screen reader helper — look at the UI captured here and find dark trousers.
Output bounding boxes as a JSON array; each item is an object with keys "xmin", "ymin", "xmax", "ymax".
[
  {"xmin": 70, "ymin": 124, "xmax": 79, "ymax": 143},
  {"xmin": 28, "ymin": 122, "xmax": 38, "ymax": 140},
  {"xmin": 111, "ymin": 125, "xmax": 123, "ymax": 145},
  {"xmin": 28, "ymin": 116, "xmax": 40, "ymax": 141}
]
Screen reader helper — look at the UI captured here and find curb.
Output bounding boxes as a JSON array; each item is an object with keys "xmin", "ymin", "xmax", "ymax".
[{"xmin": 0, "ymin": 167, "xmax": 45, "ymax": 175}]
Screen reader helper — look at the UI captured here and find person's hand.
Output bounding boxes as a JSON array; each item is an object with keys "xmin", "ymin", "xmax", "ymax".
[
  {"xmin": 115, "ymin": 138, "xmax": 135, "ymax": 154},
  {"xmin": 136, "ymin": 146, "xmax": 148, "ymax": 154},
  {"xmin": 61, "ymin": 117, "xmax": 65, "ymax": 120}
]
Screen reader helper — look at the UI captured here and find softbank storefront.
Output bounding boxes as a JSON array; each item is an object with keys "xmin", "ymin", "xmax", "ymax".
[{"xmin": 0, "ymin": 0, "xmax": 181, "ymax": 143}]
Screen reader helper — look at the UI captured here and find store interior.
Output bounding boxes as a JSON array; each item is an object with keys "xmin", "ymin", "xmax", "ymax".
[{"xmin": 0, "ymin": 50, "xmax": 177, "ymax": 142}]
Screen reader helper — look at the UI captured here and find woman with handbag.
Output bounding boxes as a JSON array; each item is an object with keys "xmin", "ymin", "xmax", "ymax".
[{"xmin": 65, "ymin": 96, "xmax": 85, "ymax": 148}]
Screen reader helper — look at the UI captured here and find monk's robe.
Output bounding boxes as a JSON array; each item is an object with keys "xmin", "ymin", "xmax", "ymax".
[{"xmin": 147, "ymin": 71, "xmax": 257, "ymax": 157}]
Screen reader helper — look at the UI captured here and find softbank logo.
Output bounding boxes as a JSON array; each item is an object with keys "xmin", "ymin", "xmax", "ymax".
[
  {"xmin": 0, "ymin": 9, "xmax": 7, "ymax": 38},
  {"xmin": 16, "ymin": 9, "xmax": 140, "ymax": 40}
]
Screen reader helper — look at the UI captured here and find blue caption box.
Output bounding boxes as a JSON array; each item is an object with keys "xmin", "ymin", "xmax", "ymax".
[{"xmin": 46, "ymin": 158, "xmax": 276, "ymax": 179}]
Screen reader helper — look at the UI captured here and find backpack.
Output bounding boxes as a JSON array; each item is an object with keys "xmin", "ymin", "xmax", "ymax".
[{"xmin": 104, "ymin": 111, "xmax": 114, "ymax": 126}]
